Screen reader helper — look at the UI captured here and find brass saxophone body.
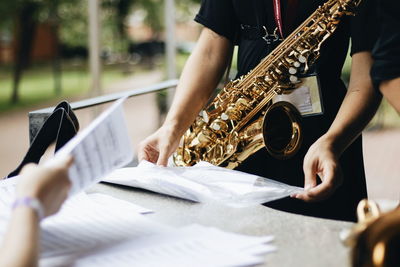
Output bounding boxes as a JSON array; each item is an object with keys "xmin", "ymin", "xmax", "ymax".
[{"xmin": 174, "ymin": 0, "xmax": 362, "ymax": 169}]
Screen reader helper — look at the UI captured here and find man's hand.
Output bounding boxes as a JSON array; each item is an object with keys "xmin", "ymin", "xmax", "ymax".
[
  {"xmin": 138, "ymin": 125, "xmax": 181, "ymax": 166},
  {"xmin": 17, "ymin": 156, "xmax": 73, "ymax": 217},
  {"xmin": 292, "ymin": 136, "xmax": 343, "ymax": 202}
]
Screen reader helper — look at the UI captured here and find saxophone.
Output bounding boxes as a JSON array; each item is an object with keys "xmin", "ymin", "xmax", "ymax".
[{"xmin": 174, "ymin": 0, "xmax": 362, "ymax": 169}]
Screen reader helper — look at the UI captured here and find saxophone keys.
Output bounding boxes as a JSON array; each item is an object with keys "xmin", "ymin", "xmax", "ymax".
[
  {"xmin": 298, "ymin": 55, "xmax": 307, "ymax": 63},
  {"xmin": 317, "ymin": 22, "xmax": 327, "ymax": 31},
  {"xmin": 197, "ymin": 131, "xmax": 212, "ymax": 144},
  {"xmin": 211, "ymin": 123, "xmax": 221, "ymax": 131},
  {"xmin": 221, "ymin": 113, "xmax": 229, "ymax": 121},
  {"xmin": 294, "ymin": 61, "xmax": 301, "ymax": 68},
  {"xmin": 189, "ymin": 137, "xmax": 200, "ymax": 147},
  {"xmin": 226, "ymin": 106, "xmax": 241, "ymax": 121},
  {"xmin": 201, "ymin": 110, "xmax": 209, "ymax": 123},
  {"xmin": 235, "ymin": 97, "xmax": 250, "ymax": 108},
  {"xmin": 210, "ymin": 119, "xmax": 228, "ymax": 132},
  {"xmin": 290, "ymin": 75, "xmax": 299, "ymax": 83},
  {"xmin": 289, "ymin": 67, "xmax": 297, "ymax": 75},
  {"xmin": 226, "ymin": 144, "xmax": 235, "ymax": 153}
]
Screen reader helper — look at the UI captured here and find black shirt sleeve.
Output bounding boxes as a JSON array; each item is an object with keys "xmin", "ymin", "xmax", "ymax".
[
  {"xmin": 194, "ymin": 0, "xmax": 240, "ymax": 44},
  {"xmin": 350, "ymin": 0, "xmax": 379, "ymax": 56},
  {"xmin": 371, "ymin": 0, "xmax": 400, "ymax": 87}
]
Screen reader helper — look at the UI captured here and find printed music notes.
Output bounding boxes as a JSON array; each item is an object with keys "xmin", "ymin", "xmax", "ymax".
[{"xmin": 49, "ymin": 97, "xmax": 133, "ymax": 195}]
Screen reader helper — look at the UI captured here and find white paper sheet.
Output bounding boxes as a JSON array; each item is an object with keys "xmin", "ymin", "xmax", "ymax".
[
  {"xmin": 86, "ymin": 193, "xmax": 153, "ymax": 215},
  {"xmin": 103, "ymin": 160, "xmax": 303, "ymax": 207},
  {"xmin": 39, "ymin": 194, "xmax": 166, "ymax": 260},
  {"xmin": 71, "ymin": 224, "xmax": 276, "ymax": 267},
  {"xmin": 37, "ymin": 193, "xmax": 275, "ymax": 267},
  {"xmin": 1, "ymin": 178, "xmax": 276, "ymax": 267},
  {"xmin": 0, "ymin": 178, "xmax": 155, "ymax": 253},
  {"xmin": 49, "ymin": 97, "xmax": 133, "ymax": 195}
]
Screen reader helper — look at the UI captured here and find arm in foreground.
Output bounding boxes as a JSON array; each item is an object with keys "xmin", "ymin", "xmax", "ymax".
[
  {"xmin": 138, "ymin": 28, "xmax": 233, "ymax": 166},
  {"xmin": 0, "ymin": 157, "xmax": 72, "ymax": 267},
  {"xmin": 294, "ymin": 52, "xmax": 382, "ymax": 202}
]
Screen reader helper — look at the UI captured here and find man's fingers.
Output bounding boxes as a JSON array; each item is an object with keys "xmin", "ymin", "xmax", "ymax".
[
  {"xmin": 138, "ymin": 144, "xmax": 160, "ymax": 163},
  {"xmin": 157, "ymin": 141, "xmax": 177, "ymax": 166},
  {"xmin": 137, "ymin": 148, "xmax": 147, "ymax": 162},
  {"xmin": 60, "ymin": 155, "xmax": 74, "ymax": 168},
  {"xmin": 307, "ymin": 182, "xmax": 335, "ymax": 200},
  {"xmin": 298, "ymin": 165, "xmax": 339, "ymax": 202},
  {"xmin": 156, "ymin": 152, "xmax": 169, "ymax": 167},
  {"xmin": 303, "ymin": 158, "xmax": 317, "ymax": 190},
  {"xmin": 137, "ymin": 141, "xmax": 148, "ymax": 162},
  {"xmin": 20, "ymin": 163, "xmax": 38, "ymax": 174},
  {"xmin": 292, "ymin": 182, "xmax": 333, "ymax": 202},
  {"xmin": 291, "ymin": 192, "xmax": 314, "ymax": 202}
]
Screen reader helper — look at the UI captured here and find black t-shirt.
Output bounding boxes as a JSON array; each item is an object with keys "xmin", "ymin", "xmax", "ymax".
[
  {"xmin": 195, "ymin": 0, "xmax": 377, "ymax": 78},
  {"xmin": 371, "ymin": 0, "xmax": 400, "ymax": 88},
  {"xmin": 194, "ymin": 0, "xmax": 378, "ymax": 221}
]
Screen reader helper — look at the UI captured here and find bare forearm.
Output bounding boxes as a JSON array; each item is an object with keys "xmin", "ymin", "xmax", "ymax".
[
  {"xmin": 0, "ymin": 208, "xmax": 39, "ymax": 267},
  {"xmin": 164, "ymin": 28, "xmax": 233, "ymax": 136},
  {"xmin": 323, "ymin": 52, "xmax": 382, "ymax": 154}
]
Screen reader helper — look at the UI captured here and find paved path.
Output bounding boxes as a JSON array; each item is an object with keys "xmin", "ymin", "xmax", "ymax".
[
  {"xmin": 363, "ymin": 129, "xmax": 400, "ymax": 200},
  {"xmin": 0, "ymin": 71, "xmax": 399, "ymax": 202}
]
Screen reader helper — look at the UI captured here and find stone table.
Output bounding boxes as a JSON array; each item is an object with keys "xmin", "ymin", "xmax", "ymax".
[{"xmin": 89, "ymin": 183, "xmax": 354, "ymax": 267}]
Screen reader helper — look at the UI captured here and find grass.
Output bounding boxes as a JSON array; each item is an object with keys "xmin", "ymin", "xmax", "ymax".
[{"xmin": 0, "ymin": 62, "xmax": 126, "ymax": 113}]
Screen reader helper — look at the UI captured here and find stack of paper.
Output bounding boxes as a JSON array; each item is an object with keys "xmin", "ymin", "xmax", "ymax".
[
  {"xmin": 0, "ymin": 179, "xmax": 275, "ymax": 267},
  {"xmin": 103, "ymin": 160, "xmax": 303, "ymax": 207},
  {"xmin": 74, "ymin": 225, "xmax": 275, "ymax": 267}
]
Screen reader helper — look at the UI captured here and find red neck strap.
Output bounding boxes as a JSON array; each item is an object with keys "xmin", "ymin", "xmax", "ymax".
[{"xmin": 272, "ymin": 0, "xmax": 299, "ymax": 38}]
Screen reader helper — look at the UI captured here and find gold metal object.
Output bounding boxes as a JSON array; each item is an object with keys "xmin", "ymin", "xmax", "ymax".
[
  {"xmin": 342, "ymin": 199, "xmax": 382, "ymax": 247},
  {"xmin": 342, "ymin": 199, "xmax": 400, "ymax": 267},
  {"xmin": 174, "ymin": 0, "xmax": 363, "ymax": 168}
]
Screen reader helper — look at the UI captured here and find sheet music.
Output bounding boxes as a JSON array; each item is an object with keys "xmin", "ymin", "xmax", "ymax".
[
  {"xmin": 50, "ymin": 97, "xmax": 133, "ymax": 195},
  {"xmin": 0, "ymin": 178, "xmax": 156, "ymax": 260},
  {"xmin": 85, "ymin": 193, "xmax": 153, "ymax": 215},
  {"xmin": 40, "ymin": 193, "xmax": 166, "ymax": 259},
  {"xmin": 1, "ymin": 178, "xmax": 276, "ymax": 267},
  {"xmin": 51, "ymin": 225, "xmax": 275, "ymax": 267}
]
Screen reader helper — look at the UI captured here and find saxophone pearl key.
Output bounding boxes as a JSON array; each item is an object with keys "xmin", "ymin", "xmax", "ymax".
[
  {"xmin": 211, "ymin": 123, "xmax": 221, "ymax": 131},
  {"xmin": 201, "ymin": 110, "xmax": 209, "ymax": 123},
  {"xmin": 289, "ymin": 67, "xmax": 297, "ymax": 75},
  {"xmin": 221, "ymin": 113, "xmax": 229, "ymax": 121},
  {"xmin": 290, "ymin": 75, "xmax": 298, "ymax": 83},
  {"xmin": 298, "ymin": 55, "xmax": 307, "ymax": 63}
]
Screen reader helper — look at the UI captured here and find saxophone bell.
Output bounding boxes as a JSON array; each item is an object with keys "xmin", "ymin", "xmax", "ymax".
[{"xmin": 262, "ymin": 101, "xmax": 303, "ymax": 160}]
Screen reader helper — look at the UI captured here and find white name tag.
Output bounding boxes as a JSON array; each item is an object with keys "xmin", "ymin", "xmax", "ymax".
[{"xmin": 273, "ymin": 75, "xmax": 323, "ymax": 116}]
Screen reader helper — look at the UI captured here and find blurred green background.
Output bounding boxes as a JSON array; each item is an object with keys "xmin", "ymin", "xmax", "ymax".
[{"xmin": 0, "ymin": 0, "xmax": 199, "ymax": 110}]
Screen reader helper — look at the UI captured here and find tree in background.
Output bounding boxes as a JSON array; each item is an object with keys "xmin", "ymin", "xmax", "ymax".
[
  {"xmin": 3, "ymin": 0, "xmax": 42, "ymax": 103},
  {"xmin": 0, "ymin": 0, "xmax": 200, "ymax": 103},
  {"xmin": 0, "ymin": 0, "xmax": 77, "ymax": 103}
]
